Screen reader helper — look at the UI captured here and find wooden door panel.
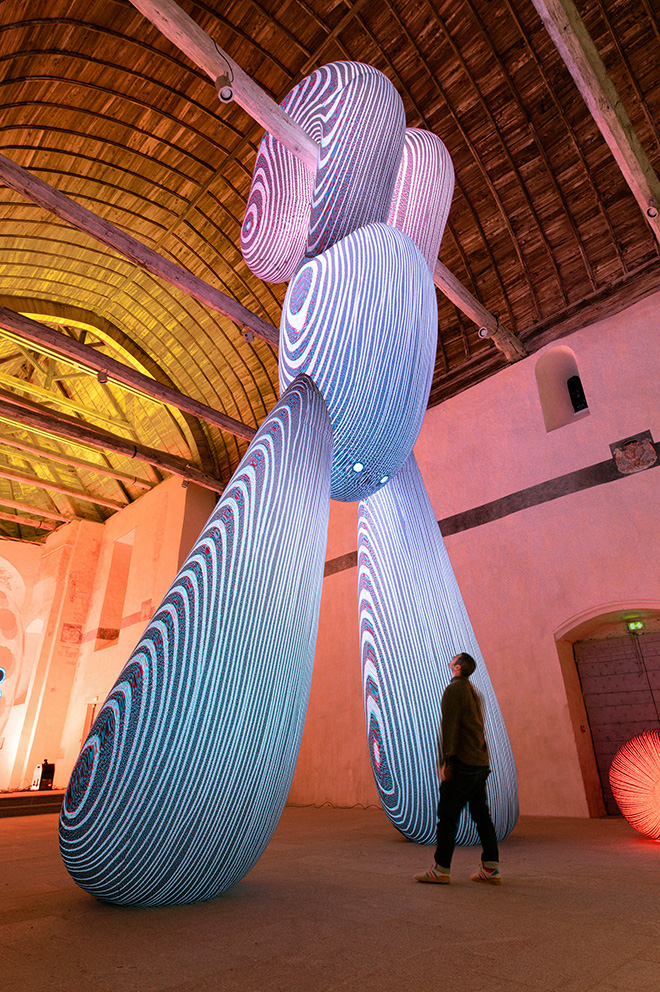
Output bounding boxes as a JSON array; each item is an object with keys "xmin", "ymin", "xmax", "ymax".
[{"xmin": 574, "ymin": 634, "xmax": 660, "ymax": 816}]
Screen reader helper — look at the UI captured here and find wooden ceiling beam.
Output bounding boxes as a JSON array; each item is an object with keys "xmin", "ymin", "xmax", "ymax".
[
  {"xmin": 0, "ymin": 391, "xmax": 225, "ymax": 494},
  {"xmin": 532, "ymin": 0, "xmax": 660, "ymax": 243},
  {"xmin": 0, "ymin": 460, "xmax": 125, "ymax": 510},
  {"xmin": 129, "ymin": 0, "xmax": 319, "ymax": 171},
  {"xmin": 430, "ymin": 263, "xmax": 527, "ymax": 361},
  {"xmin": 0, "ymin": 495, "xmax": 71, "ymax": 523},
  {"xmin": 0, "ymin": 509, "xmax": 58, "ymax": 532},
  {"xmin": 0, "ymin": 307, "xmax": 256, "ymax": 443},
  {"xmin": 0, "ymin": 366, "xmax": 132, "ymax": 432},
  {"xmin": 0, "ymin": 431, "xmax": 152, "ymax": 490},
  {"xmin": 128, "ymin": 0, "xmax": 526, "ymax": 363},
  {"xmin": 0, "ymin": 150, "xmax": 278, "ymax": 351}
]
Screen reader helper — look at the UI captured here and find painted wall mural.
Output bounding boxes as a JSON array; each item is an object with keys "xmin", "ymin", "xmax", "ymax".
[
  {"xmin": 61, "ymin": 59, "xmax": 518, "ymax": 905},
  {"xmin": 0, "ymin": 560, "xmax": 26, "ymax": 747}
]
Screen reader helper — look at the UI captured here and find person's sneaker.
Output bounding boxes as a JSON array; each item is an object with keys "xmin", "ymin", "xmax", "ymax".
[
  {"xmin": 413, "ymin": 863, "xmax": 450, "ymax": 884},
  {"xmin": 470, "ymin": 861, "xmax": 502, "ymax": 885}
]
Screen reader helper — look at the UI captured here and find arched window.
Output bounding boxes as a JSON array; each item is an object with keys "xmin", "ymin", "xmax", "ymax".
[{"xmin": 535, "ymin": 346, "xmax": 589, "ymax": 432}]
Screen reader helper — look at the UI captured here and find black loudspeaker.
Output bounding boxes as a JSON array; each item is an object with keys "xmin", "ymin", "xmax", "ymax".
[
  {"xmin": 567, "ymin": 375, "xmax": 588, "ymax": 413},
  {"xmin": 40, "ymin": 760, "xmax": 55, "ymax": 790}
]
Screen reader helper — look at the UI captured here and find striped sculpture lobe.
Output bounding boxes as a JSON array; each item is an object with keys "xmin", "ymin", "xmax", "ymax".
[
  {"xmin": 609, "ymin": 730, "xmax": 660, "ymax": 839},
  {"xmin": 59, "ymin": 375, "xmax": 333, "ymax": 906},
  {"xmin": 387, "ymin": 129, "xmax": 455, "ymax": 272},
  {"xmin": 280, "ymin": 223, "xmax": 437, "ymax": 502},
  {"xmin": 358, "ymin": 454, "xmax": 518, "ymax": 845},
  {"xmin": 241, "ymin": 61, "xmax": 406, "ymax": 281}
]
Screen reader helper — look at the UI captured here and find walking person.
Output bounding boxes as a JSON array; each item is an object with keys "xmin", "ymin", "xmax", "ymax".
[{"xmin": 414, "ymin": 652, "xmax": 502, "ymax": 885}]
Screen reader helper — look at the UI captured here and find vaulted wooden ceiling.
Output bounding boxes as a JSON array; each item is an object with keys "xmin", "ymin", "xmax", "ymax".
[{"xmin": 0, "ymin": 0, "xmax": 658, "ymax": 542}]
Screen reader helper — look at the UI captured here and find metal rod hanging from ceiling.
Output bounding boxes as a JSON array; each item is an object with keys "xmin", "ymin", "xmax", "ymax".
[{"xmin": 127, "ymin": 0, "xmax": 527, "ymax": 362}]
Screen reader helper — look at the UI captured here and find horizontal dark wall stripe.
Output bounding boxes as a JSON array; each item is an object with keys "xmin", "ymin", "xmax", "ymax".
[
  {"xmin": 440, "ymin": 441, "xmax": 659, "ymax": 536},
  {"xmin": 324, "ymin": 550, "xmax": 358, "ymax": 577},
  {"xmin": 323, "ymin": 441, "xmax": 659, "ymax": 575}
]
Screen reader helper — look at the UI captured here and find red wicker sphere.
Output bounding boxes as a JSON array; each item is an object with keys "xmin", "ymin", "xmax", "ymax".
[{"xmin": 609, "ymin": 730, "xmax": 660, "ymax": 839}]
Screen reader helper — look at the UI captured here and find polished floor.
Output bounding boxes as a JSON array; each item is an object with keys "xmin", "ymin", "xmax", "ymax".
[{"xmin": 1, "ymin": 805, "xmax": 657, "ymax": 992}]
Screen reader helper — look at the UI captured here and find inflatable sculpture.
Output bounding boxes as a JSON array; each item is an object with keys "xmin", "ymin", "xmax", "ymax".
[
  {"xmin": 610, "ymin": 730, "xmax": 660, "ymax": 839},
  {"xmin": 59, "ymin": 61, "xmax": 517, "ymax": 905}
]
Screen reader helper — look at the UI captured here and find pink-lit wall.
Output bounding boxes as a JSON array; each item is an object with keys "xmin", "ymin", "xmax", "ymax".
[
  {"xmin": 2, "ymin": 292, "xmax": 658, "ymax": 819},
  {"xmin": 288, "ymin": 500, "xmax": 381, "ymax": 810},
  {"xmin": 292, "ymin": 291, "xmax": 660, "ymax": 817},
  {"xmin": 0, "ymin": 478, "xmax": 215, "ymax": 792},
  {"xmin": 55, "ymin": 477, "xmax": 215, "ymax": 788}
]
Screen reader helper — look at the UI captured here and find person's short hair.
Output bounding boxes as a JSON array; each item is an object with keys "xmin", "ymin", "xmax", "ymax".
[{"xmin": 456, "ymin": 652, "xmax": 476, "ymax": 676}]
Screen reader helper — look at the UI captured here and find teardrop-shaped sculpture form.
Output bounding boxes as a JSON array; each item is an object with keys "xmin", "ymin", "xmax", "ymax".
[
  {"xmin": 358, "ymin": 454, "xmax": 518, "ymax": 844},
  {"xmin": 60, "ymin": 376, "xmax": 332, "ymax": 905},
  {"xmin": 280, "ymin": 223, "xmax": 436, "ymax": 502}
]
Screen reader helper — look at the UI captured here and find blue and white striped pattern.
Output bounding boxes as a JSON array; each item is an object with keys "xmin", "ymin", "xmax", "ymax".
[
  {"xmin": 358, "ymin": 454, "xmax": 518, "ymax": 845},
  {"xmin": 387, "ymin": 129, "xmax": 455, "ymax": 272},
  {"xmin": 241, "ymin": 62, "xmax": 406, "ymax": 281},
  {"xmin": 59, "ymin": 375, "xmax": 333, "ymax": 906},
  {"xmin": 280, "ymin": 223, "xmax": 437, "ymax": 502},
  {"xmin": 240, "ymin": 131, "xmax": 313, "ymax": 283}
]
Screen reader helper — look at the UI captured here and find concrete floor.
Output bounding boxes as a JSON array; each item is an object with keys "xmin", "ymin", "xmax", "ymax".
[{"xmin": 1, "ymin": 806, "xmax": 657, "ymax": 992}]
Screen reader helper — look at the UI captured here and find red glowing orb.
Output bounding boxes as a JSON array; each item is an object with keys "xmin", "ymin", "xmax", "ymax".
[{"xmin": 609, "ymin": 730, "xmax": 660, "ymax": 839}]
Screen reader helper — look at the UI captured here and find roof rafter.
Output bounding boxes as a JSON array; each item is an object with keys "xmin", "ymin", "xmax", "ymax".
[
  {"xmin": 127, "ymin": 0, "xmax": 527, "ymax": 362},
  {"xmin": 0, "ymin": 509, "xmax": 58, "ymax": 532},
  {"xmin": 0, "ymin": 306, "xmax": 256, "ymax": 443},
  {"xmin": 531, "ymin": 0, "xmax": 660, "ymax": 243},
  {"xmin": 0, "ymin": 457, "xmax": 125, "ymax": 510},
  {"xmin": 0, "ymin": 150, "xmax": 279, "ymax": 350},
  {"xmin": 0, "ymin": 364, "xmax": 135, "ymax": 432},
  {"xmin": 0, "ymin": 494, "xmax": 71, "ymax": 523},
  {"xmin": 0, "ymin": 430, "xmax": 152, "ymax": 490},
  {"xmin": 0, "ymin": 391, "xmax": 225, "ymax": 494}
]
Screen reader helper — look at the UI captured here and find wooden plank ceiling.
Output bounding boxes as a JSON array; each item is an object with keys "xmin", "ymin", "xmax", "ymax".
[{"xmin": 0, "ymin": 0, "xmax": 658, "ymax": 542}]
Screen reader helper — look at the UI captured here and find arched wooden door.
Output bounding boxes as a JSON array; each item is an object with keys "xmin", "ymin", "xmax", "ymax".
[{"xmin": 574, "ymin": 632, "xmax": 660, "ymax": 814}]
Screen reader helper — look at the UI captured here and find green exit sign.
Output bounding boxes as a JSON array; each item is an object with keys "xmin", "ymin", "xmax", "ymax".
[{"xmin": 627, "ymin": 620, "xmax": 644, "ymax": 632}]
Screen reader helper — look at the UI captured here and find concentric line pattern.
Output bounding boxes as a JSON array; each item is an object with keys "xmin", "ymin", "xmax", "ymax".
[
  {"xmin": 280, "ymin": 223, "xmax": 436, "ymax": 502},
  {"xmin": 59, "ymin": 375, "xmax": 333, "ymax": 906},
  {"xmin": 241, "ymin": 61, "xmax": 406, "ymax": 282},
  {"xmin": 240, "ymin": 131, "xmax": 314, "ymax": 282},
  {"xmin": 387, "ymin": 129, "xmax": 455, "ymax": 272},
  {"xmin": 358, "ymin": 454, "xmax": 518, "ymax": 845},
  {"xmin": 609, "ymin": 730, "xmax": 660, "ymax": 839}
]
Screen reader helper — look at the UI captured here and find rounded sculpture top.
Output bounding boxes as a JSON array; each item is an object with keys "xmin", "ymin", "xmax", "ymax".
[
  {"xmin": 279, "ymin": 223, "xmax": 437, "ymax": 501},
  {"xmin": 241, "ymin": 61, "xmax": 406, "ymax": 282}
]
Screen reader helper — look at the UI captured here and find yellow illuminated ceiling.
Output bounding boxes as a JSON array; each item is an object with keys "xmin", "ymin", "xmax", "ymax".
[{"xmin": 0, "ymin": 0, "xmax": 658, "ymax": 541}]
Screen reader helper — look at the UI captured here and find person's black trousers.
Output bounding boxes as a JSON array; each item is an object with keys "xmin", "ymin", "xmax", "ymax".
[{"xmin": 434, "ymin": 760, "xmax": 499, "ymax": 869}]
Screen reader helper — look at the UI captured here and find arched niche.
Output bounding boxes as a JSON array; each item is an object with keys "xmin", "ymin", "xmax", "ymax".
[{"xmin": 535, "ymin": 345, "xmax": 589, "ymax": 432}]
